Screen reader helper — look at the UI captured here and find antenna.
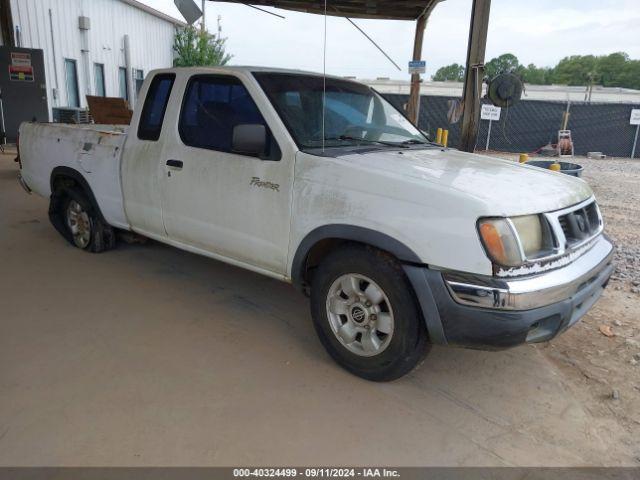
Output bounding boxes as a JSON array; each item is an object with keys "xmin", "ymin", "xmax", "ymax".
[{"xmin": 322, "ymin": 0, "xmax": 327, "ymax": 152}]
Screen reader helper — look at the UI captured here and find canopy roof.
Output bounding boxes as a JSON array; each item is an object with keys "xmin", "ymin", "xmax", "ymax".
[{"xmin": 213, "ymin": 1, "xmax": 444, "ymax": 21}]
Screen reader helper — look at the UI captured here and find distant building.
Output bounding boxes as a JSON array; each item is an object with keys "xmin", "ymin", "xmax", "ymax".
[
  {"xmin": 0, "ymin": 0, "xmax": 185, "ymax": 119},
  {"xmin": 364, "ymin": 78, "xmax": 640, "ymax": 104}
]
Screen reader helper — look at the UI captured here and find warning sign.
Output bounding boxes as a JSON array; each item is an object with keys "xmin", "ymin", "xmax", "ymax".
[
  {"xmin": 9, "ymin": 65, "xmax": 35, "ymax": 82},
  {"xmin": 10, "ymin": 52, "xmax": 32, "ymax": 67}
]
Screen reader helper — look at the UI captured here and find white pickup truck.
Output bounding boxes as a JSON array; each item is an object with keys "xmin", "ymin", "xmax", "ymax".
[{"xmin": 17, "ymin": 67, "xmax": 614, "ymax": 381}]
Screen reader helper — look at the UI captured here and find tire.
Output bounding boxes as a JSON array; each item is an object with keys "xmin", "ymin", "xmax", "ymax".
[
  {"xmin": 49, "ymin": 186, "xmax": 116, "ymax": 253},
  {"xmin": 310, "ymin": 245, "xmax": 430, "ymax": 381}
]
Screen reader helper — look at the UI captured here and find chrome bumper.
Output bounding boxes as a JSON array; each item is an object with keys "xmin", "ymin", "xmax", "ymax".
[{"xmin": 444, "ymin": 235, "xmax": 614, "ymax": 311}]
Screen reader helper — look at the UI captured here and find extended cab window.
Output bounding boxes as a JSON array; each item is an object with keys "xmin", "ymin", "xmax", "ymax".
[
  {"xmin": 179, "ymin": 75, "xmax": 278, "ymax": 158},
  {"xmin": 137, "ymin": 74, "xmax": 175, "ymax": 141}
]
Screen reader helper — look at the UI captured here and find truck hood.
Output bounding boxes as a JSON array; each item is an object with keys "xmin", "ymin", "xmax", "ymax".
[{"xmin": 338, "ymin": 147, "xmax": 593, "ymax": 216}]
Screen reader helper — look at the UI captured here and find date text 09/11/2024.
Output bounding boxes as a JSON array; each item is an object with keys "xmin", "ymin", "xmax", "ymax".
[{"xmin": 232, "ymin": 468, "xmax": 401, "ymax": 478}]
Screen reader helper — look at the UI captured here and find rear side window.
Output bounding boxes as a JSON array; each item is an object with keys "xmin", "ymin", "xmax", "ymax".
[
  {"xmin": 137, "ymin": 74, "xmax": 175, "ymax": 141},
  {"xmin": 179, "ymin": 75, "xmax": 277, "ymax": 157}
]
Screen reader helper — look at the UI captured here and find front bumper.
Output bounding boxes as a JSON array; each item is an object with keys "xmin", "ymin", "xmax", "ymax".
[{"xmin": 404, "ymin": 235, "xmax": 614, "ymax": 349}]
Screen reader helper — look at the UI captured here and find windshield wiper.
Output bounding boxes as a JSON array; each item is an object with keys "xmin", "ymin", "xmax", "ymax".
[
  {"xmin": 325, "ymin": 135, "xmax": 409, "ymax": 148},
  {"xmin": 400, "ymin": 139, "xmax": 440, "ymax": 147}
]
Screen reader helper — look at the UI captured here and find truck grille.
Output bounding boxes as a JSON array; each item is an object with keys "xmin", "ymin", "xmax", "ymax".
[
  {"xmin": 558, "ymin": 203, "xmax": 600, "ymax": 245},
  {"xmin": 555, "ymin": 201, "xmax": 602, "ymax": 248}
]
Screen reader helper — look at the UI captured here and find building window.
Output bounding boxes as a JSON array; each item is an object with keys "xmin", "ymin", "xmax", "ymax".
[
  {"xmin": 94, "ymin": 63, "xmax": 106, "ymax": 97},
  {"xmin": 64, "ymin": 59, "xmax": 80, "ymax": 108},
  {"xmin": 133, "ymin": 69, "xmax": 145, "ymax": 99},
  {"xmin": 119, "ymin": 67, "xmax": 128, "ymax": 101},
  {"xmin": 138, "ymin": 74, "xmax": 175, "ymax": 141}
]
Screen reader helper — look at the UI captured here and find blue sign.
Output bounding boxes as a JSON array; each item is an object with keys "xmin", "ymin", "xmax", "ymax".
[{"xmin": 408, "ymin": 60, "xmax": 426, "ymax": 74}]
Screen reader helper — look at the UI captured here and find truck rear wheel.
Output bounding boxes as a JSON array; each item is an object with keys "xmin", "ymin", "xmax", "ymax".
[
  {"xmin": 310, "ymin": 245, "xmax": 429, "ymax": 381},
  {"xmin": 50, "ymin": 186, "xmax": 116, "ymax": 253}
]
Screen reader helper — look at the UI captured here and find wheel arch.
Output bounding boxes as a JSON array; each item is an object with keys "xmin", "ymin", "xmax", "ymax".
[
  {"xmin": 290, "ymin": 224, "xmax": 423, "ymax": 292},
  {"xmin": 292, "ymin": 225, "xmax": 448, "ymax": 346},
  {"xmin": 50, "ymin": 166, "xmax": 107, "ymax": 224}
]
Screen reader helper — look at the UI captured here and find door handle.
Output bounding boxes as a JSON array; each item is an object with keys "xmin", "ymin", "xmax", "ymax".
[{"xmin": 166, "ymin": 159, "xmax": 184, "ymax": 169}]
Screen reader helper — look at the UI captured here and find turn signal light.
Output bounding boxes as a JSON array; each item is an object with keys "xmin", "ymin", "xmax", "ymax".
[{"xmin": 479, "ymin": 222, "xmax": 507, "ymax": 265}]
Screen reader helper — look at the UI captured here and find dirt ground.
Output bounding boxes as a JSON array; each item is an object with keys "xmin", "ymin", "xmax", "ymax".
[
  {"xmin": 533, "ymin": 156, "xmax": 640, "ymax": 458},
  {"xmin": 0, "ymin": 150, "xmax": 639, "ymax": 466}
]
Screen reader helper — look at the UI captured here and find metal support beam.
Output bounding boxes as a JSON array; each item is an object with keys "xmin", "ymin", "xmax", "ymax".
[
  {"xmin": 459, "ymin": 0, "xmax": 491, "ymax": 152},
  {"xmin": 406, "ymin": 14, "xmax": 427, "ymax": 126}
]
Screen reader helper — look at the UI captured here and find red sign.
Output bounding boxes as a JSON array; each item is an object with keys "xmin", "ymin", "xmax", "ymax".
[{"xmin": 9, "ymin": 65, "xmax": 34, "ymax": 82}]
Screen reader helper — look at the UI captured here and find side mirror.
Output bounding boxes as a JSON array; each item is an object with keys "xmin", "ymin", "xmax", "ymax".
[{"xmin": 232, "ymin": 124, "xmax": 267, "ymax": 157}]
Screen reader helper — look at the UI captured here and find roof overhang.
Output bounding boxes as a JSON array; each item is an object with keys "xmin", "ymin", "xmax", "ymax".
[{"xmin": 212, "ymin": 1, "xmax": 444, "ymax": 21}]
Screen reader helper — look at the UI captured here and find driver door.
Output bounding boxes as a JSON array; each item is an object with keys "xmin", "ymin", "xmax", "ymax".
[{"xmin": 159, "ymin": 74, "xmax": 293, "ymax": 275}]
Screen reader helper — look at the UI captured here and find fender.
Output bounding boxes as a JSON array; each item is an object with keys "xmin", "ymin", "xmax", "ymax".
[
  {"xmin": 50, "ymin": 166, "xmax": 108, "ymax": 224},
  {"xmin": 290, "ymin": 224, "xmax": 423, "ymax": 289},
  {"xmin": 290, "ymin": 224, "xmax": 447, "ymax": 345}
]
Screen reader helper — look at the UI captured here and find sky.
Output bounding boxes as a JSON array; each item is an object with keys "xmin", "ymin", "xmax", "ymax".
[{"xmin": 142, "ymin": 0, "xmax": 640, "ymax": 80}]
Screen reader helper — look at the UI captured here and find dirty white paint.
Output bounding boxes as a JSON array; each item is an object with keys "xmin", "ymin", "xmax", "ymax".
[
  {"xmin": 19, "ymin": 122, "xmax": 129, "ymax": 228},
  {"xmin": 20, "ymin": 66, "xmax": 599, "ymax": 281},
  {"xmin": 9, "ymin": 0, "xmax": 183, "ymax": 118}
]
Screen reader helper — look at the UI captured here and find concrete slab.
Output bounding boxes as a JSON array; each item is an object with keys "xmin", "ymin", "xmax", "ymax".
[{"xmin": 0, "ymin": 156, "xmax": 631, "ymax": 466}]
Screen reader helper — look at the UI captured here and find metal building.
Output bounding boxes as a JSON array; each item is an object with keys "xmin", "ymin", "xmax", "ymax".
[{"xmin": 0, "ymin": 0, "xmax": 185, "ymax": 120}]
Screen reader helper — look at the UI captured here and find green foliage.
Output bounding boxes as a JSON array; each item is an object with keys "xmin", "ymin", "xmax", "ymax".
[
  {"xmin": 617, "ymin": 59, "xmax": 640, "ymax": 90},
  {"xmin": 433, "ymin": 52, "xmax": 640, "ymax": 90},
  {"xmin": 519, "ymin": 64, "xmax": 552, "ymax": 85},
  {"xmin": 173, "ymin": 26, "xmax": 232, "ymax": 68},
  {"xmin": 433, "ymin": 63, "xmax": 465, "ymax": 82},
  {"xmin": 484, "ymin": 53, "xmax": 521, "ymax": 79},
  {"xmin": 597, "ymin": 52, "xmax": 629, "ymax": 86},
  {"xmin": 551, "ymin": 55, "xmax": 598, "ymax": 86}
]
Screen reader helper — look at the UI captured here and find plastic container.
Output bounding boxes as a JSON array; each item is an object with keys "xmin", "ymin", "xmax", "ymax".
[{"xmin": 525, "ymin": 160, "xmax": 584, "ymax": 177}]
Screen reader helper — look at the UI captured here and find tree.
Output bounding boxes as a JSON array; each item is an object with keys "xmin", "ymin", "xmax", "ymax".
[
  {"xmin": 432, "ymin": 63, "xmax": 465, "ymax": 82},
  {"xmin": 520, "ymin": 64, "xmax": 552, "ymax": 85},
  {"xmin": 550, "ymin": 55, "xmax": 599, "ymax": 86},
  {"xmin": 173, "ymin": 25, "xmax": 232, "ymax": 67},
  {"xmin": 618, "ymin": 59, "xmax": 640, "ymax": 90},
  {"xmin": 484, "ymin": 53, "xmax": 521, "ymax": 79},
  {"xmin": 597, "ymin": 52, "xmax": 629, "ymax": 87},
  {"xmin": 436, "ymin": 52, "xmax": 640, "ymax": 89}
]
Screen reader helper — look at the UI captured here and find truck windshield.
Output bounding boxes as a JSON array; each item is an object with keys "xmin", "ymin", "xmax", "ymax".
[{"xmin": 253, "ymin": 72, "xmax": 428, "ymax": 150}]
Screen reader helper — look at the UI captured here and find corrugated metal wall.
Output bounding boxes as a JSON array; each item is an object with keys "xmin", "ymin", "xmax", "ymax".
[{"xmin": 9, "ymin": 0, "xmax": 178, "ymax": 118}]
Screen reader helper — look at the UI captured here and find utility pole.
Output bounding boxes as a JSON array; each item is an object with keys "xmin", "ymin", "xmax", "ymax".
[
  {"xmin": 459, "ymin": 0, "xmax": 491, "ymax": 153},
  {"xmin": 406, "ymin": 14, "xmax": 427, "ymax": 126},
  {"xmin": 406, "ymin": 1, "xmax": 443, "ymax": 126}
]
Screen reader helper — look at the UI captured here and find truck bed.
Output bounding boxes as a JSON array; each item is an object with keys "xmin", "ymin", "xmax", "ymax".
[{"xmin": 19, "ymin": 122, "xmax": 130, "ymax": 229}]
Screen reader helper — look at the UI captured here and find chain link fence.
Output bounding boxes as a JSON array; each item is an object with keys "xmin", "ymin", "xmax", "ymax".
[{"xmin": 383, "ymin": 94, "xmax": 640, "ymax": 159}]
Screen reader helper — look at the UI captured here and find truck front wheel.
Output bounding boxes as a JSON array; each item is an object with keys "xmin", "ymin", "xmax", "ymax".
[{"xmin": 310, "ymin": 245, "xmax": 430, "ymax": 381}]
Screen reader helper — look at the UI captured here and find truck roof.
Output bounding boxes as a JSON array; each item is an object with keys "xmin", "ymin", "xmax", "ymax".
[{"xmin": 154, "ymin": 66, "xmax": 357, "ymax": 83}]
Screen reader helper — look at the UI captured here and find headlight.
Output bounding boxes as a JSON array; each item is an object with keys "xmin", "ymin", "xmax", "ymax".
[{"xmin": 478, "ymin": 215, "xmax": 548, "ymax": 267}]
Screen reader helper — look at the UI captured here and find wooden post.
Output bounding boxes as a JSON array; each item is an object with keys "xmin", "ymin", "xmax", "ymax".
[
  {"xmin": 406, "ymin": 14, "xmax": 427, "ymax": 126},
  {"xmin": 459, "ymin": 0, "xmax": 491, "ymax": 153}
]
